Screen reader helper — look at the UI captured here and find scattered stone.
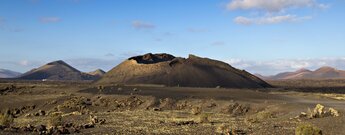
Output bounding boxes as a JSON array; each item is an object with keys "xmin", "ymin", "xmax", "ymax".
[
  {"xmin": 83, "ymin": 123, "xmax": 95, "ymax": 129},
  {"xmin": 99, "ymin": 119, "xmax": 106, "ymax": 125},
  {"xmin": 50, "ymin": 111, "xmax": 63, "ymax": 116},
  {"xmin": 191, "ymin": 106, "xmax": 202, "ymax": 115},
  {"xmin": 61, "ymin": 111, "xmax": 82, "ymax": 117},
  {"xmin": 35, "ymin": 125, "xmax": 47, "ymax": 133},
  {"xmin": 57, "ymin": 126, "xmax": 70, "ymax": 134},
  {"xmin": 47, "ymin": 126, "xmax": 58, "ymax": 134},
  {"xmin": 90, "ymin": 115, "xmax": 98, "ymax": 124},
  {"xmin": 328, "ymin": 108, "xmax": 340, "ymax": 117},
  {"xmin": 68, "ymin": 127, "xmax": 80, "ymax": 133},
  {"xmin": 21, "ymin": 124, "xmax": 35, "ymax": 132},
  {"xmin": 174, "ymin": 121, "xmax": 197, "ymax": 126},
  {"xmin": 311, "ymin": 104, "xmax": 325, "ymax": 118},
  {"xmin": 293, "ymin": 112, "xmax": 307, "ymax": 119},
  {"xmin": 97, "ymin": 85, "xmax": 105, "ymax": 90},
  {"xmin": 48, "ymin": 100, "xmax": 58, "ymax": 105},
  {"xmin": 227, "ymin": 129, "xmax": 246, "ymax": 135},
  {"xmin": 84, "ymin": 99, "xmax": 92, "ymax": 105},
  {"xmin": 152, "ymin": 107, "xmax": 161, "ymax": 111},
  {"xmin": 88, "ymin": 115, "xmax": 106, "ymax": 125},
  {"xmin": 294, "ymin": 104, "xmax": 342, "ymax": 120},
  {"xmin": 206, "ymin": 103, "xmax": 217, "ymax": 108},
  {"xmin": 34, "ymin": 112, "xmax": 40, "ymax": 116},
  {"xmin": 300, "ymin": 112, "xmax": 307, "ymax": 117},
  {"xmin": 24, "ymin": 113, "xmax": 32, "ymax": 117},
  {"xmin": 221, "ymin": 102, "xmax": 250, "ymax": 116},
  {"xmin": 38, "ymin": 110, "xmax": 46, "ymax": 116},
  {"xmin": 4, "ymin": 127, "xmax": 19, "ymax": 132},
  {"xmin": 64, "ymin": 123, "xmax": 74, "ymax": 128}
]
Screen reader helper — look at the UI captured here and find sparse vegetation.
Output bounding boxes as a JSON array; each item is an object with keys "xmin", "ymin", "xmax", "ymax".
[
  {"xmin": 48, "ymin": 115, "xmax": 63, "ymax": 127},
  {"xmin": 295, "ymin": 123, "xmax": 322, "ymax": 135},
  {"xmin": 0, "ymin": 80, "xmax": 344, "ymax": 134},
  {"xmin": 216, "ymin": 124, "xmax": 230, "ymax": 134},
  {"xmin": 0, "ymin": 113, "xmax": 14, "ymax": 127},
  {"xmin": 191, "ymin": 106, "xmax": 202, "ymax": 115},
  {"xmin": 196, "ymin": 113, "xmax": 210, "ymax": 123},
  {"xmin": 245, "ymin": 110, "xmax": 274, "ymax": 123}
]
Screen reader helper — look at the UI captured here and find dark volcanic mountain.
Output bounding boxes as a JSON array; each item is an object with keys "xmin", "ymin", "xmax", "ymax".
[
  {"xmin": 97, "ymin": 53, "xmax": 271, "ymax": 88},
  {"xmin": 259, "ymin": 67, "xmax": 345, "ymax": 80},
  {"xmin": 0, "ymin": 69, "xmax": 22, "ymax": 78},
  {"xmin": 18, "ymin": 60, "xmax": 98, "ymax": 81}
]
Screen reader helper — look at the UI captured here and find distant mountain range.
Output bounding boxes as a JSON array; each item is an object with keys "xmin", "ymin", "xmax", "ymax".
[
  {"xmin": 257, "ymin": 66, "xmax": 345, "ymax": 80},
  {"xmin": 17, "ymin": 60, "xmax": 105, "ymax": 81},
  {"xmin": 0, "ymin": 69, "xmax": 22, "ymax": 78}
]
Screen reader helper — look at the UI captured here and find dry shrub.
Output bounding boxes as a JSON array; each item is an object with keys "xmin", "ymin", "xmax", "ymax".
[
  {"xmin": 216, "ymin": 124, "xmax": 231, "ymax": 133},
  {"xmin": 0, "ymin": 113, "xmax": 13, "ymax": 127},
  {"xmin": 295, "ymin": 123, "xmax": 322, "ymax": 135},
  {"xmin": 196, "ymin": 113, "xmax": 210, "ymax": 123},
  {"xmin": 245, "ymin": 111, "xmax": 273, "ymax": 123},
  {"xmin": 48, "ymin": 115, "xmax": 63, "ymax": 127},
  {"xmin": 191, "ymin": 106, "xmax": 202, "ymax": 115}
]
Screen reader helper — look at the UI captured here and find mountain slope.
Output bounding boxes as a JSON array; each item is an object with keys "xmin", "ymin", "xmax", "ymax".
[
  {"xmin": 97, "ymin": 53, "xmax": 271, "ymax": 88},
  {"xmin": 18, "ymin": 60, "xmax": 98, "ymax": 81},
  {"xmin": 0, "ymin": 69, "xmax": 22, "ymax": 78}
]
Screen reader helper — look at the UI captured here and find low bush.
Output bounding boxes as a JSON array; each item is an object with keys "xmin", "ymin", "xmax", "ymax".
[
  {"xmin": 0, "ymin": 113, "xmax": 14, "ymax": 127},
  {"xmin": 48, "ymin": 115, "xmax": 63, "ymax": 127},
  {"xmin": 295, "ymin": 123, "xmax": 322, "ymax": 135}
]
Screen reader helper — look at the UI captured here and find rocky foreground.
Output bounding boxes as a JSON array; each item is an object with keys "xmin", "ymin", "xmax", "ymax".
[{"xmin": 0, "ymin": 82, "xmax": 345, "ymax": 134}]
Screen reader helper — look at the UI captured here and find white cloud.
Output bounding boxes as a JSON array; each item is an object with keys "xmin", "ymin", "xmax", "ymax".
[
  {"xmin": 234, "ymin": 15, "xmax": 312, "ymax": 25},
  {"xmin": 40, "ymin": 17, "xmax": 61, "ymax": 23},
  {"xmin": 227, "ymin": 0, "xmax": 325, "ymax": 12},
  {"xmin": 233, "ymin": 16, "xmax": 252, "ymax": 25},
  {"xmin": 317, "ymin": 3, "xmax": 330, "ymax": 9},
  {"xmin": 132, "ymin": 21, "xmax": 155, "ymax": 30},
  {"xmin": 225, "ymin": 57, "xmax": 345, "ymax": 75},
  {"xmin": 228, "ymin": 0, "xmax": 327, "ymax": 25}
]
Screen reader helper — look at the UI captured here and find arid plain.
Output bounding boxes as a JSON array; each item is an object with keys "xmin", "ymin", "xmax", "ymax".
[{"xmin": 1, "ymin": 79, "xmax": 345, "ymax": 135}]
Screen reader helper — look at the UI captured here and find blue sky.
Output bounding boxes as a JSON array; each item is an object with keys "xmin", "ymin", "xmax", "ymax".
[{"xmin": 0, "ymin": 0, "xmax": 345, "ymax": 75}]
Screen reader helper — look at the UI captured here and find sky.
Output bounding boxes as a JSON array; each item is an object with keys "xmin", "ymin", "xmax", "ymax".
[{"xmin": 0, "ymin": 0, "xmax": 345, "ymax": 75}]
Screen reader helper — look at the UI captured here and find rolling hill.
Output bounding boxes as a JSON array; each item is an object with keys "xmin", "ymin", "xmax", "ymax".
[
  {"xmin": 0, "ymin": 69, "xmax": 22, "ymax": 78},
  {"xmin": 259, "ymin": 67, "xmax": 345, "ymax": 80}
]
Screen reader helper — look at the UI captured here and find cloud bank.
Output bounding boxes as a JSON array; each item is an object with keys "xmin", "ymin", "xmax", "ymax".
[
  {"xmin": 226, "ymin": 57, "xmax": 345, "ymax": 75},
  {"xmin": 227, "ymin": 0, "xmax": 328, "ymax": 25},
  {"xmin": 227, "ymin": 0, "xmax": 327, "ymax": 12},
  {"xmin": 234, "ymin": 15, "xmax": 312, "ymax": 25}
]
